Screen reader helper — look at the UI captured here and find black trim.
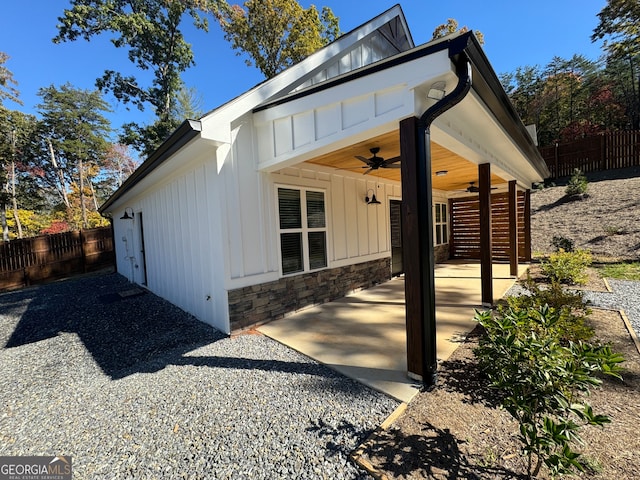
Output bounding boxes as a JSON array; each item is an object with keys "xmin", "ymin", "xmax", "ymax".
[
  {"xmin": 460, "ymin": 33, "xmax": 550, "ymax": 178},
  {"xmin": 99, "ymin": 119, "xmax": 202, "ymax": 214}
]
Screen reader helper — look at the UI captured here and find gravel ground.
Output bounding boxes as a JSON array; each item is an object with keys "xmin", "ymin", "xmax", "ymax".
[
  {"xmin": 0, "ymin": 272, "xmax": 398, "ymax": 479},
  {"xmin": 584, "ymin": 279, "xmax": 640, "ymax": 338}
]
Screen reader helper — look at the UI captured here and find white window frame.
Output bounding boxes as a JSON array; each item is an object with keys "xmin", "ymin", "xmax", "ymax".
[
  {"xmin": 276, "ymin": 185, "xmax": 328, "ymax": 276},
  {"xmin": 434, "ymin": 202, "xmax": 449, "ymax": 246}
]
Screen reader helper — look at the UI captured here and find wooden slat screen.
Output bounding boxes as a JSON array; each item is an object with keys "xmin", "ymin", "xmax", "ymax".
[{"xmin": 450, "ymin": 192, "xmax": 527, "ymax": 262}]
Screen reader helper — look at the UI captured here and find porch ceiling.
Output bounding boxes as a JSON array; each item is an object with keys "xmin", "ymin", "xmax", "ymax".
[{"xmin": 305, "ymin": 129, "xmax": 506, "ymax": 191}]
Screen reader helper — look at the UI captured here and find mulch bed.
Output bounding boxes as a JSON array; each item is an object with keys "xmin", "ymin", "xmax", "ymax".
[{"xmin": 355, "ymin": 275, "xmax": 640, "ymax": 479}]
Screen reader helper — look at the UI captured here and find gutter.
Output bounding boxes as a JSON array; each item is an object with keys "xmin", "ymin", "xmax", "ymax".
[
  {"xmin": 415, "ymin": 34, "xmax": 473, "ymax": 389},
  {"xmin": 99, "ymin": 119, "xmax": 202, "ymax": 214}
]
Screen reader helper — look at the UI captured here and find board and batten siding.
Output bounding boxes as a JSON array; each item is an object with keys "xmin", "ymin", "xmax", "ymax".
[
  {"xmin": 271, "ymin": 166, "xmax": 399, "ymax": 268},
  {"xmin": 221, "ymin": 114, "xmax": 400, "ymax": 291},
  {"xmin": 112, "ymin": 153, "xmax": 229, "ymax": 333}
]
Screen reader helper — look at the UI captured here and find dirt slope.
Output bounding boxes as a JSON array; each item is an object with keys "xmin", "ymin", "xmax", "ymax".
[{"xmin": 531, "ymin": 166, "xmax": 640, "ymax": 260}]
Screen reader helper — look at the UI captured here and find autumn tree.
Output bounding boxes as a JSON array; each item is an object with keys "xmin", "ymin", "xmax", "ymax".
[
  {"xmin": 211, "ymin": 0, "xmax": 340, "ymax": 78},
  {"xmin": 30, "ymin": 84, "xmax": 112, "ymax": 229},
  {"xmin": 592, "ymin": 0, "xmax": 640, "ymax": 128},
  {"xmin": 431, "ymin": 18, "xmax": 484, "ymax": 45},
  {"xmin": 54, "ymin": 0, "xmax": 211, "ymax": 155}
]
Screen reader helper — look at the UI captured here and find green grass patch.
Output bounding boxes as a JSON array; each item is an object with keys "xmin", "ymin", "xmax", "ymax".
[{"xmin": 597, "ymin": 262, "xmax": 640, "ymax": 280}]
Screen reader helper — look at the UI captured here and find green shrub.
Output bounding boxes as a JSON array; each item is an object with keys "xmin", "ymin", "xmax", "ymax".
[
  {"xmin": 541, "ymin": 249, "xmax": 592, "ymax": 285},
  {"xmin": 565, "ymin": 168, "xmax": 588, "ymax": 197},
  {"xmin": 504, "ymin": 276, "xmax": 593, "ymax": 343},
  {"xmin": 474, "ymin": 306, "xmax": 623, "ymax": 479}
]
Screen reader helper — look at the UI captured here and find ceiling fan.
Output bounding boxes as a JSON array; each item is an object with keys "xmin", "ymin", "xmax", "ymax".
[
  {"xmin": 354, "ymin": 147, "xmax": 401, "ymax": 175},
  {"xmin": 459, "ymin": 181, "xmax": 497, "ymax": 193}
]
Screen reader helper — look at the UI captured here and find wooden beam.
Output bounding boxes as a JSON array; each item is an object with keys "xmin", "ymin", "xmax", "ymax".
[
  {"xmin": 524, "ymin": 189, "xmax": 532, "ymax": 262},
  {"xmin": 479, "ymin": 163, "xmax": 493, "ymax": 306},
  {"xmin": 508, "ymin": 180, "xmax": 519, "ymax": 277},
  {"xmin": 400, "ymin": 116, "xmax": 437, "ymax": 382},
  {"xmin": 400, "ymin": 117, "xmax": 423, "ymax": 379}
]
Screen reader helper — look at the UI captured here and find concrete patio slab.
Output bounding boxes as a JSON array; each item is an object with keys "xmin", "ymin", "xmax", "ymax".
[{"xmin": 258, "ymin": 261, "xmax": 528, "ymax": 403}]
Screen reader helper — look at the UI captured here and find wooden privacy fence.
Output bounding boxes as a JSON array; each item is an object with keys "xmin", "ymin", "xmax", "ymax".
[
  {"xmin": 0, "ymin": 227, "xmax": 114, "ymax": 291},
  {"xmin": 540, "ymin": 130, "xmax": 640, "ymax": 178}
]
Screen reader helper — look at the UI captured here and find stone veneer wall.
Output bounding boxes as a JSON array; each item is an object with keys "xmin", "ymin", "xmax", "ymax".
[
  {"xmin": 434, "ymin": 244, "xmax": 450, "ymax": 264},
  {"xmin": 228, "ymin": 257, "xmax": 391, "ymax": 332}
]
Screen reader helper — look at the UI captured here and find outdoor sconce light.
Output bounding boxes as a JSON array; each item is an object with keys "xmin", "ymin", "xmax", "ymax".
[
  {"xmin": 120, "ymin": 207, "xmax": 134, "ymax": 220},
  {"xmin": 365, "ymin": 189, "xmax": 381, "ymax": 205},
  {"xmin": 427, "ymin": 81, "xmax": 447, "ymax": 101}
]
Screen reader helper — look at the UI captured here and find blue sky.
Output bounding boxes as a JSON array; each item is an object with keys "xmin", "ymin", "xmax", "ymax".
[{"xmin": 1, "ymin": 1, "xmax": 606, "ymax": 137}]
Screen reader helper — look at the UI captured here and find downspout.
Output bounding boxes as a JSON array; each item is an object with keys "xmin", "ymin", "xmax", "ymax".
[{"xmin": 416, "ymin": 52, "xmax": 472, "ymax": 388}]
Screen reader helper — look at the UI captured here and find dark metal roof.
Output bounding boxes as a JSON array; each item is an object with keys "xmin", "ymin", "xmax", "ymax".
[{"xmin": 99, "ymin": 119, "xmax": 201, "ymax": 214}]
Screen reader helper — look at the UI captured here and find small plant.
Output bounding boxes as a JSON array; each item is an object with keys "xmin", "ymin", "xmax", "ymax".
[
  {"xmin": 565, "ymin": 168, "xmax": 588, "ymax": 197},
  {"xmin": 603, "ymin": 225, "xmax": 627, "ymax": 236},
  {"xmin": 475, "ymin": 306, "xmax": 624, "ymax": 479},
  {"xmin": 541, "ymin": 249, "xmax": 592, "ymax": 285},
  {"xmin": 504, "ymin": 275, "xmax": 593, "ymax": 343},
  {"xmin": 551, "ymin": 235, "xmax": 574, "ymax": 253}
]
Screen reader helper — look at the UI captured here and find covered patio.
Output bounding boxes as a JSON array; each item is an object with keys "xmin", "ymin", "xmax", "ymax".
[{"xmin": 258, "ymin": 261, "xmax": 527, "ymax": 403}]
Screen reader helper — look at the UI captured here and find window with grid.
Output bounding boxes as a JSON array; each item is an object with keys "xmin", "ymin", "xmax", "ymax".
[
  {"xmin": 277, "ymin": 187, "xmax": 327, "ymax": 275},
  {"xmin": 434, "ymin": 202, "xmax": 448, "ymax": 246}
]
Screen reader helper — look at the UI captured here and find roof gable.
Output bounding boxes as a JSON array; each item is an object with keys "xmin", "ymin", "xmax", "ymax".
[{"xmin": 198, "ymin": 4, "xmax": 412, "ymax": 142}]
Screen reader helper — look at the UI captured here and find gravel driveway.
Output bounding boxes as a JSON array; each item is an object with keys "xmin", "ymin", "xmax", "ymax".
[{"xmin": 0, "ymin": 272, "xmax": 398, "ymax": 479}]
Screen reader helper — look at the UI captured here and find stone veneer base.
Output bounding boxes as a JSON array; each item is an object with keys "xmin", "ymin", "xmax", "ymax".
[{"xmin": 228, "ymin": 258, "xmax": 391, "ymax": 332}]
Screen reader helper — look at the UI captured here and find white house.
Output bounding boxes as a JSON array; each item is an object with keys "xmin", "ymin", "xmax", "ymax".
[{"xmin": 99, "ymin": 5, "xmax": 549, "ymax": 381}]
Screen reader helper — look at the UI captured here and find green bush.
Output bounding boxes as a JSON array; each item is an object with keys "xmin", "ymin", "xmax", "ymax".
[
  {"xmin": 541, "ymin": 249, "xmax": 592, "ymax": 285},
  {"xmin": 475, "ymin": 306, "xmax": 623, "ymax": 479},
  {"xmin": 504, "ymin": 276, "xmax": 593, "ymax": 343},
  {"xmin": 565, "ymin": 168, "xmax": 588, "ymax": 197}
]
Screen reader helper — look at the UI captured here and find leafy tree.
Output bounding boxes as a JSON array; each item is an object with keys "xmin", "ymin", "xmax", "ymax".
[
  {"xmin": 211, "ymin": 0, "xmax": 340, "ymax": 79},
  {"xmin": 592, "ymin": 0, "xmax": 640, "ymax": 128},
  {"xmin": 94, "ymin": 143, "xmax": 138, "ymax": 202},
  {"xmin": 501, "ymin": 65, "xmax": 545, "ymax": 128},
  {"xmin": 54, "ymin": 0, "xmax": 211, "ymax": 155},
  {"xmin": 31, "ymin": 83, "xmax": 112, "ymax": 229},
  {"xmin": 431, "ymin": 18, "xmax": 484, "ymax": 45},
  {"xmin": 0, "ymin": 52, "xmax": 21, "ymax": 107},
  {"xmin": 0, "ymin": 109, "xmax": 41, "ymax": 239},
  {"xmin": 172, "ymin": 84, "xmax": 205, "ymax": 121}
]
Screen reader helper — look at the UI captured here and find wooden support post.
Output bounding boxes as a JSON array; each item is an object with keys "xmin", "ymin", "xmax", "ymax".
[
  {"xmin": 400, "ymin": 116, "xmax": 437, "ymax": 382},
  {"xmin": 524, "ymin": 189, "xmax": 532, "ymax": 262},
  {"xmin": 401, "ymin": 116, "xmax": 423, "ymax": 379},
  {"xmin": 479, "ymin": 163, "xmax": 493, "ymax": 306},
  {"xmin": 508, "ymin": 180, "xmax": 518, "ymax": 277}
]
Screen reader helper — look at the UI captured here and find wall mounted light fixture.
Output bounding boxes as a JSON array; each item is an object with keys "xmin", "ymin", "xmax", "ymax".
[
  {"xmin": 120, "ymin": 207, "xmax": 134, "ymax": 220},
  {"xmin": 435, "ymin": 170, "xmax": 448, "ymax": 176},
  {"xmin": 365, "ymin": 189, "xmax": 381, "ymax": 205}
]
